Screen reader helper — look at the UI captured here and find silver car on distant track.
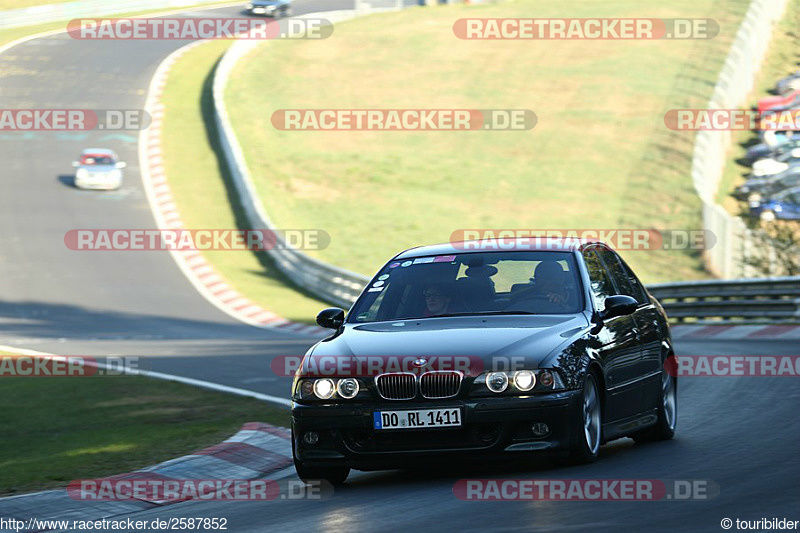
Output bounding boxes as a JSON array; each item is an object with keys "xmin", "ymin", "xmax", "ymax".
[
  {"xmin": 72, "ymin": 148, "xmax": 126, "ymax": 190},
  {"xmin": 246, "ymin": 0, "xmax": 292, "ymax": 17}
]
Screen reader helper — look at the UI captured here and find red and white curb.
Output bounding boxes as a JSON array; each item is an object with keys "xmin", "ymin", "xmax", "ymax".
[
  {"xmin": 109, "ymin": 422, "xmax": 293, "ymax": 503},
  {"xmin": 672, "ymin": 324, "xmax": 800, "ymax": 340},
  {"xmin": 139, "ymin": 41, "xmax": 326, "ymax": 337}
]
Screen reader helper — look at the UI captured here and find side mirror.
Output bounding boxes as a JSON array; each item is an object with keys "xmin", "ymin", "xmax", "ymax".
[
  {"xmin": 600, "ymin": 295, "xmax": 638, "ymax": 320},
  {"xmin": 316, "ymin": 307, "xmax": 345, "ymax": 329},
  {"xmin": 116, "ymin": 162, "xmax": 127, "ymax": 169},
  {"xmin": 72, "ymin": 161, "xmax": 79, "ymax": 167}
]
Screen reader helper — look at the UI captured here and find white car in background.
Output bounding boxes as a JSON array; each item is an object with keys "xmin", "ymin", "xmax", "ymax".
[
  {"xmin": 72, "ymin": 148, "xmax": 126, "ymax": 190},
  {"xmin": 751, "ymin": 147, "xmax": 800, "ymax": 177}
]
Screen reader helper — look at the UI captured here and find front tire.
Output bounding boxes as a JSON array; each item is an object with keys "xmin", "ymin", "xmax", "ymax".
[
  {"xmin": 568, "ymin": 373, "xmax": 602, "ymax": 463},
  {"xmin": 632, "ymin": 364, "xmax": 677, "ymax": 443}
]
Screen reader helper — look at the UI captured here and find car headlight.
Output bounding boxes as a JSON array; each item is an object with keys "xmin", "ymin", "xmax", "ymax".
[
  {"xmin": 513, "ymin": 370, "xmax": 535, "ymax": 391},
  {"xmin": 337, "ymin": 378, "xmax": 359, "ymax": 399},
  {"xmin": 295, "ymin": 378, "xmax": 362, "ymax": 401},
  {"xmin": 476, "ymin": 369, "xmax": 566, "ymax": 395},
  {"xmin": 486, "ymin": 372, "xmax": 509, "ymax": 393},
  {"xmin": 76, "ymin": 169, "xmax": 89, "ymax": 180},
  {"xmin": 312, "ymin": 378, "xmax": 335, "ymax": 399}
]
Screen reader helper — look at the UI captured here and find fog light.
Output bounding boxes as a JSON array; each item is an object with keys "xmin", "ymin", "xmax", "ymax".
[
  {"xmin": 313, "ymin": 378, "xmax": 335, "ymax": 399},
  {"xmin": 303, "ymin": 431, "xmax": 319, "ymax": 445},
  {"xmin": 531, "ymin": 423, "xmax": 550, "ymax": 438},
  {"xmin": 486, "ymin": 372, "xmax": 509, "ymax": 393},
  {"xmin": 513, "ymin": 370, "xmax": 535, "ymax": 391}
]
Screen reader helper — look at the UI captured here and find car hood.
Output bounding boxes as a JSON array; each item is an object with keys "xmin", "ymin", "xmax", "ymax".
[
  {"xmin": 78, "ymin": 164, "xmax": 117, "ymax": 173},
  {"xmin": 308, "ymin": 314, "xmax": 590, "ymax": 371}
]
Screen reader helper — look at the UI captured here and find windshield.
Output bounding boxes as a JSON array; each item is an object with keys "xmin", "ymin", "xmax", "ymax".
[
  {"xmin": 349, "ymin": 251, "xmax": 583, "ymax": 323},
  {"xmin": 80, "ymin": 155, "xmax": 116, "ymax": 166}
]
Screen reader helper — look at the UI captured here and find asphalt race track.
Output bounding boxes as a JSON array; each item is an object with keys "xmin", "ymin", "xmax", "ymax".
[
  {"xmin": 1, "ymin": 3, "xmax": 798, "ymax": 531},
  {"xmin": 0, "ymin": 1, "xmax": 356, "ymax": 393}
]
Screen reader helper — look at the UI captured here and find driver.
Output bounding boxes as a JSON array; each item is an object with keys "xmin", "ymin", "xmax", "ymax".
[
  {"xmin": 525, "ymin": 260, "xmax": 570, "ymax": 306},
  {"xmin": 422, "ymin": 284, "xmax": 453, "ymax": 316}
]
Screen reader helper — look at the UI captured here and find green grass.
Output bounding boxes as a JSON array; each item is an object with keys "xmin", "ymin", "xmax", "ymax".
[
  {"xmin": 223, "ymin": 0, "xmax": 748, "ymax": 284},
  {"xmin": 160, "ymin": 40, "xmax": 330, "ymax": 323},
  {"xmin": 717, "ymin": 0, "xmax": 800, "ymax": 216},
  {"xmin": 0, "ymin": 370, "xmax": 289, "ymax": 496}
]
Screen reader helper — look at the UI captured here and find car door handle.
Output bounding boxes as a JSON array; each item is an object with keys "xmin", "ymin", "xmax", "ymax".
[{"xmin": 632, "ymin": 327, "xmax": 640, "ymax": 339}]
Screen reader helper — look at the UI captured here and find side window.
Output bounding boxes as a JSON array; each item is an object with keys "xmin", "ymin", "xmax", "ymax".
[
  {"xmin": 598, "ymin": 249, "xmax": 647, "ymax": 304},
  {"xmin": 582, "ymin": 249, "xmax": 615, "ymax": 313}
]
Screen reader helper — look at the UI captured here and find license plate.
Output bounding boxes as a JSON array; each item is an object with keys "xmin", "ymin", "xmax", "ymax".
[{"xmin": 373, "ymin": 408, "xmax": 462, "ymax": 430}]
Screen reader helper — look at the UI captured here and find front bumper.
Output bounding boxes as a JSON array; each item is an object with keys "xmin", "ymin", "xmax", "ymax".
[
  {"xmin": 292, "ymin": 390, "xmax": 581, "ymax": 471},
  {"xmin": 75, "ymin": 177, "xmax": 122, "ymax": 190}
]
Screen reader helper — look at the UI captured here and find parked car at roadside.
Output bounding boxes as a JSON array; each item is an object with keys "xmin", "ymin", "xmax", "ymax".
[
  {"xmin": 751, "ymin": 147, "xmax": 800, "ymax": 177},
  {"xmin": 758, "ymin": 89, "xmax": 800, "ymax": 114},
  {"xmin": 776, "ymin": 71, "xmax": 800, "ymax": 96},
  {"xmin": 735, "ymin": 166, "xmax": 800, "ymax": 201},
  {"xmin": 749, "ymin": 186, "xmax": 800, "ymax": 221},
  {"xmin": 745, "ymin": 134, "xmax": 800, "ymax": 164}
]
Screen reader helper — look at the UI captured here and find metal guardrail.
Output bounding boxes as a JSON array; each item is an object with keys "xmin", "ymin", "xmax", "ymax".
[
  {"xmin": 0, "ymin": 0, "xmax": 232, "ymax": 29},
  {"xmin": 648, "ymin": 277, "xmax": 800, "ymax": 322}
]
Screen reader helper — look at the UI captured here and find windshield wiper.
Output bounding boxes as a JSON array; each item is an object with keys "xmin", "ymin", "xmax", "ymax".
[{"xmin": 427, "ymin": 310, "xmax": 539, "ymax": 318}]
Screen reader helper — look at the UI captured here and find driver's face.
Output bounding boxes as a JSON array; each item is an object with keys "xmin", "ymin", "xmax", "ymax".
[
  {"xmin": 424, "ymin": 289, "xmax": 450, "ymax": 314},
  {"xmin": 536, "ymin": 273, "xmax": 560, "ymax": 293}
]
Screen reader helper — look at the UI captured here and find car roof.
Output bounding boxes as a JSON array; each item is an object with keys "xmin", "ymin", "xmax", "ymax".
[{"xmin": 393, "ymin": 238, "xmax": 604, "ymax": 260}]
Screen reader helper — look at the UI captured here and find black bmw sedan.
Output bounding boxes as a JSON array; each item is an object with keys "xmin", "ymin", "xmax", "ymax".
[{"xmin": 291, "ymin": 239, "xmax": 677, "ymax": 484}]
